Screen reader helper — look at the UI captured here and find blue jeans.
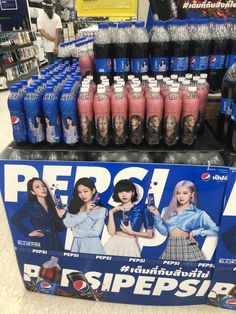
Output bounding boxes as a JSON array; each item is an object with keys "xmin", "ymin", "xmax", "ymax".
[{"xmin": 46, "ymin": 52, "xmax": 57, "ymax": 64}]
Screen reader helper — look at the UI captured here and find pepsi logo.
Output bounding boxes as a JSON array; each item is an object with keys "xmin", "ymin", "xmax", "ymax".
[
  {"xmin": 40, "ymin": 282, "xmax": 52, "ymax": 289},
  {"xmin": 227, "ymin": 299, "xmax": 236, "ymax": 305},
  {"xmin": 190, "ymin": 58, "xmax": 196, "ymax": 65},
  {"xmin": 73, "ymin": 280, "xmax": 89, "ymax": 292},
  {"xmin": 209, "ymin": 56, "xmax": 216, "ymax": 63},
  {"xmin": 11, "ymin": 116, "xmax": 20, "ymax": 125},
  {"xmin": 201, "ymin": 173, "xmax": 211, "ymax": 181},
  {"xmin": 123, "ymin": 214, "xmax": 128, "ymax": 219},
  {"xmin": 107, "ymin": 60, "xmax": 112, "ymax": 67}
]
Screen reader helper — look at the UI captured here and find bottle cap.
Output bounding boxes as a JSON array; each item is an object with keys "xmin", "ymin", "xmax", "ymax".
[
  {"xmin": 170, "ymin": 74, "xmax": 178, "ymax": 80},
  {"xmin": 142, "ymin": 75, "xmax": 149, "ymax": 81},
  {"xmin": 114, "ymin": 86, "xmax": 123, "ymax": 93},
  {"xmin": 100, "ymin": 75, "xmax": 108, "ymax": 80},
  {"xmin": 188, "ymin": 86, "xmax": 197, "ymax": 92},
  {"xmin": 117, "ymin": 80, "xmax": 125, "ymax": 86},
  {"xmin": 198, "ymin": 79, "xmax": 206, "ymax": 84},
  {"xmin": 80, "ymin": 86, "xmax": 89, "ymax": 93},
  {"xmin": 128, "ymin": 75, "xmax": 135, "ymax": 80},
  {"xmin": 98, "ymin": 23, "xmax": 108, "ymax": 29},
  {"xmin": 193, "ymin": 76, "xmax": 200, "ymax": 82},
  {"xmin": 149, "ymin": 81, "xmax": 158, "ymax": 87},
  {"xmin": 45, "ymin": 86, "xmax": 54, "ymax": 93},
  {"xmin": 182, "ymin": 79, "xmax": 191, "ymax": 85},
  {"xmin": 26, "ymin": 86, "xmax": 34, "ymax": 93},
  {"xmin": 163, "ymin": 77, "xmax": 169, "ymax": 83},
  {"xmin": 113, "ymin": 76, "xmax": 121, "ymax": 81},
  {"xmin": 172, "ymin": 83, "xmax": 180, "ymax": 88},
  {"xmin": 103, "ymin": 80, "xmax": 109, "ymax": 87},
  {"xmin": 20, "ymin": 80, "xmax": 28, "ymax": 86},
  {"xmin": 148, "ymin": 77, "xmax": 155, "ymax": 82},
  {"xmin": 118, "ymin": 23, "xmax": 126, "ymax": 28},
  {"xmin": 170, "ymin": 87, "xmax": 179, "ymax": 93},
  {"xmin": 185, "ymin": 73, "xmax": 193, "ymax": 79},
  {"xmin": 32, "ymin": 74, "xmax": 38, "ymax": 80},
  {"xmin": 135, "ymin": 21, "xmax": 145, "ymax": 28},
  {"xmin": 200, "ymin": 73, "xmax": 208, "ymax": 79},
  {"xmin": 9, "ymin": 85, "xmax": 18, "ymax": 93},
  {"xmin": 97, "ymin": 86, "xmax": 106, "ymax": 94},
  {"xmin": 166, "ymin": 80, "xmax": 174, "ymax": 86},
  {"xmin": 132, "ymin": 78, "xmax": 140, "ymax": 83},
  {"xmin": 151, "ymin": 86, "xmax": 160, "ymax": 93},
  {"xmin": 215, "ymin": 19, "xmax": 226, "ymax": 25},
  {"xmin": 178, "ymin": 77, "xmax": 185, "ymax": 83},
  {"xmin": 62, "ymin": 87, "xmax": 71, "ymax": 94},
  {"xmin": 156, "ymin": 75, "xmax": 163, "ymax": 80},
  {"xmin": 154, "ymin": 20, "xmax": 165, "ymax": 27}
]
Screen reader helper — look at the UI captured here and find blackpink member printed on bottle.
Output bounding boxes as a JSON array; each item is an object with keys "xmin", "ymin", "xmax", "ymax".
[
  {"xmin": 181, "ymin": 86, "xmax": 200, "ymax": 146},
  {"xmin": 111, "ymin": 86, "xmax": 128, "ymax": 146},
  {"xmin": 93, "ymin": 85, "xmax": 110, "ymax": 147},
  {"xmin": 163, "ymin": 86, "xmax": 182, "ymax": 147},
  {"xmin": 146, "ymin": 86, "xmax": 164, "ymax": 146},
  {"xmin": 129, "ymin": 86, "xmax": 145, "ymax": 146}
]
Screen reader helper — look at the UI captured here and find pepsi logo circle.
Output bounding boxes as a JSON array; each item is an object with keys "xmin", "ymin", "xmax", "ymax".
[
  {"xmin": 107, "ymin": 60, "xmax": 112, "ymax": 67},
  {"xmin": 73, "ymin": 280, "xmax": 89, "ymax": 292},
  {"xmin": 201, "ymin": 173, "xmax": 211, "ymax": 181},
  {"xmin": 190, "ymin": 58, "xmax": 196, "ymax": 65},
  {"xmin": 11, "ymin": 116, "xmax": 20, "ymax": 125},
  {"xmin": 41, "ymin": 282, "xmax": 52, "ymax": 289},
  {"xmin": 227, "ymin": 299, "xmax": 236, "ymax": 305},
  {"xmin": 209, "ymin": 56, "xmax": 216, "ymax": 63}
]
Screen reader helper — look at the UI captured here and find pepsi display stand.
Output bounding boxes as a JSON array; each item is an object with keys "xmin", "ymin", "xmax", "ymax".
[{"xmin": 0, "ymin": 130, "xmax": 235, "ymax": 310}]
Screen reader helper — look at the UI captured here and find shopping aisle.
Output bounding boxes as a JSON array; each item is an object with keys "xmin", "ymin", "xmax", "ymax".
[{"xmin": 0, "ymin": 90, "xmax": 228, "ymax": 314}]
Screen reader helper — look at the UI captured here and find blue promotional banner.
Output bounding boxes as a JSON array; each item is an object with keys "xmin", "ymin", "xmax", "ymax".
[{"xmin": 0, "ymin": 160, "xmax": 230, "ymax": 306}]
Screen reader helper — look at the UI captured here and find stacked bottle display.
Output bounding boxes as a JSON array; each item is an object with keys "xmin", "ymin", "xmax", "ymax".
[
  {"xmin": 8, "ymin": 61, "xmax": 209, "ymax": 149},
  {"xmin": 93, "ymin": 18, "xmax": 236, "ymax": 93}
]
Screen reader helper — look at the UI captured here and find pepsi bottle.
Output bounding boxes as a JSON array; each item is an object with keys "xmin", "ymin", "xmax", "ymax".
[
  {"xmin": 208, "ymin": 19, "xmax": 228, "ymax": 93},
  {"xmin": 42, "ymin": 86, "xmax": 63, "ymax": 145},
  {"xmin": 93, "ymin": 23, "xmax": 112, "ymax": 84},
  {"xmin": 24, "ymin": 86, "xmax": 45, "ymax": 144},
  {"xmin": 150, "ymin": 20, "xmax": 170, "ymax": 77},
  {"xmin": 168, "ymin": 20, "xmax": 190, "ymax": 76},
  {"xmin": 189, "ymin": 19, "xmax": 210, "ymax": 75},
  {"xmin": 112, "ymin": 23, "xmax": 130, "ymax": 81},
  {"xmin": 217, "ymin": 79, "xmax": 235, "ymax": 142},
  {"xmin": 226, "ymin": 18, "xmax": 236, "ymax": 70},
  {"xmin": 227, "ymin": 89, "xmax": 236, "ymax": 151},
  {"xmin": 7, "ymin": 85, "xmax": 27, "ymax": 144},
  {"xmin": 131, "ymin": 21, "xmax": 149, "ymax": 79}
]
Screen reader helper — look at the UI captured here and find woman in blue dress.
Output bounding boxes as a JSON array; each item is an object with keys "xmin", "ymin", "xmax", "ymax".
[
  {"xmin": 149, "ymin": 180, "xmax": 219, "ymax": 261},
  {"xmin": 11, "ymin": 177, "xmax": 65, "ymax": 250},
  {"xmin": 105, "ymin": 179, "xmax": 154, "ymax": 257},
  {"xmin": 63, "ymin": 177, "xmax": 107, "ymax": 254}
]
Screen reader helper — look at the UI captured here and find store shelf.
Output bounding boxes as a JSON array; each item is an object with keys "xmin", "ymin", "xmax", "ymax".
[
  {"xmin": 1, "ymin": 56, "xmax": 36, "ymax": 69},
  {"xmin": 6, "ymin": 67, "xmax": 38, "ymax": 87},
  {"xmin": 0, "ymin": 42, "xmax": 33, "ymax": 52}
]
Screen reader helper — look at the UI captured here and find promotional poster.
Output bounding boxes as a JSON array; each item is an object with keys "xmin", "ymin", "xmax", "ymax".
[
  {"xmin": 0, "ymin": 160, "xmax": 230, "ymax": 305},
  {"xmin": 207, "ymin": 170, "xmax": 236, "ymax": 311}
]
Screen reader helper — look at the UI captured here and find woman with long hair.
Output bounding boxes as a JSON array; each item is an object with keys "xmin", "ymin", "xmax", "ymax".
[
  {"xmin": 149, "ymin": 180, "xmax": 219, "ymax": 261},
  {"xmin": 63, "ymin": 177, "xmax": 107, "ymax": 254},
  {"xmin": 11, "ymin": 177, "xmax": 65, "ymax": 250},
  {"xmin": 105, "ymin": 179, "xmax": 154, "ymax": 257}
]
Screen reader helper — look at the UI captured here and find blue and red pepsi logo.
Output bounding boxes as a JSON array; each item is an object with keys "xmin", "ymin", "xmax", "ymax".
[
  {"xmin": 209, "ymin": 56, "xmax": 216, "ymax": 64},
  {"xmin": 73, "ymin": 280, "xmax": 90, "ymax": 292},
  {"xmin": 190, "ymin": 57, "xmax": 196, "ymax": 65},
  {"xmin": 201, "ymin": 173, "xmax": 211, "ymax": 181},
  {"xmin": 40, "ymin": 281, "xmax": 52, "ymax": 290},
  {"xmin": 227, "ymin": 299, "xmax": 236, "ymax": 305},
  {"xmin": 11, "ymin": 116, "xmax": 20, "ymax": 125}
]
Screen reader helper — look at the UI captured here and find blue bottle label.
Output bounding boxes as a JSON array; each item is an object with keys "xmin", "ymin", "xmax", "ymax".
[
  {"xmin": 208, "ymin": 54, "xmax": 226, "ymax": 69},
  {"xmin": 189, "ymin": 56, "xmax": 209, "ymax": 71},
  {"xmin": 43, "ymin": 99, "xmax": 62, "ymax": 144},
  {"xmin": 170, "ymin": 57, "xmax": 189, "ymax": 72},
  {"xmin": 95, "ymin": 58, "xmax": 112, "ymax": 73},
  {"xmin": 10, "ymin": 111, "xmax": 27, "ymax": 142},
  {"xmin": 231, "ymin": 103, "xmax": 236, "ymax": 122},
  {"xmin": 150, "ymin": 57, "xmax": 169, "ymax": 72},
  {"xmin": 113, "ymin": 58, "xmax": 130, "ymax": 73},
  {"xmin": 27, "ymin": 114, "xmax": 45, "ymax": 144},
  {"xmin": 220, "ymin": 97, "xmax": 233, "ymax": 115},
  {"xmin": 131, "ymin": 58, "xmax": 149, "ymax": 73},
  {"xmin": 226, "ymin": 55, "xmax": 236, "ymax": 69},
  {"xmin": 35, "ymin": 279, "xmax": 58, "ymax": 295},
  {"xmin": 61, "ymin": 114, "xmax": 79, "ymax": 145}
]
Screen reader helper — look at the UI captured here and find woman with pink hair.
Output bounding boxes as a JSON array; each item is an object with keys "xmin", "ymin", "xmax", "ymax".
[{"xmin": 149, "ymin": 180, "xmax": 219, "ymax": 261}]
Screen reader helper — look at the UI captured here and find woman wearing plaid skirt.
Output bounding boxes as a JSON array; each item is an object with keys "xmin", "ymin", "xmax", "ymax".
[{"xmin": 149, "ymin": 180, "xmax": 219, "ymax": 261}]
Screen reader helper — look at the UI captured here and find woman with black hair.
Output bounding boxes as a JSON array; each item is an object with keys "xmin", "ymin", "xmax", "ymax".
[
  {"xmin": 11, "ymin": 178, "xmax": 65, "ymax": 250},
  {"xmin": 63, "ymin": 177, "xmax": 107, "ymax": 254},
  {"xmin": 105, "ymin": 179, "xmax": 154, "ymax": 257}
]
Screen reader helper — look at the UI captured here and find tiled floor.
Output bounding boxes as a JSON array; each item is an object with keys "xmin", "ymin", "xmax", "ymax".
[{"xmin": 0, "ymin": 90, "xmax": 228, "ymax": 314}]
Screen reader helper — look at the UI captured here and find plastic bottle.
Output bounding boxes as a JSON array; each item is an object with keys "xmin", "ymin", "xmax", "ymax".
[
  {"xmin": 161, "ymin": 79, "xmax": 174, "ymax": 99},
  {"xmin": 113, "ymin": 23, "xmax": 130, "ymax": 81},
  {"xmin": 111, "ymin": 86, "xmax": 128, "ymax": 145},
  {"xmin": 168, "ymin": 20, "xmax": 190, "ymax": 75},
  {"xmin": 130, "ymin": 21, "xmax": 149, "ymax": 79},
  {"xmin": 79, "ymin": 44, "xmax": 93, "ymax": 77},
  {"xmin": 129, "ymin": 86, "xmax": 145, "ymax": 145},
  {"xmin": 93, "ymin": 85, "xmax": 110, "ymax": 147},
  {"xmin": 196, "ymin": 78, "xmax": 209, "ymax": 131},
  {"xmin": 189, "ymin": 19, "xmax": 210, "ymax": 75},
  {"xmin": 77, "ymin": 86, "xmax": 94, "ymax": 145},
  {"xmin": 60, "ymin": 86, "xmax": 79, "ymax": 145},
  {"xmin": 226, "ymin": 18, "xmax": 236, "ymax": 69},
  {"xmin": 42, "ymin": 86, "xmax": 62, "ymax": 145},
  {"xmin": 163, "ymin": 86, "xmax": 182, "ymax": 146},
  {"xmin": 150, "ymin": 20, "xmax": 170, "ymax": 77},
  {"xmin": 227, "ymin": 90, "xmax": 236, "ymax": 151},
  {"xmin": 24, "ymin": 86, "xmax": 45, "ymax": 144},
  {"xmin": 146, "ymin": 86, "xmax": 163, "ymax": 145},
  {"xmin": 181, "ymin": 86, "xmax": 199, "ymax": 146},
  {"xmin": 7, "ymin": 85, "xmax": 27, "ymax": 144},
  {"xmin": 35, "ymin": 256, "xmax": 61, "ymax": 295},
  {"xmin": 208, "ymin": 19, "xmax": 229, "ymax": 93},
  {"xmin": 93, "ymin": 23, "xmax": 112, "ymax": 83}
]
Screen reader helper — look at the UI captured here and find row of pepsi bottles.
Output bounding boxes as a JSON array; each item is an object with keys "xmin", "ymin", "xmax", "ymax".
[
  {"xmin": 93, "ymin": 18, "xmax": 236, "ymax": 93},
  {"xmin": 217, "ymin": 67, "xmax": 236, "ymax": 152},
  {"xmin": 77, "ymin": 73, "xmax": 209, "ymax": 148},
  {"xmin": 7, "ymin": 59, "xmax": 82, "ymax": 146}
]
